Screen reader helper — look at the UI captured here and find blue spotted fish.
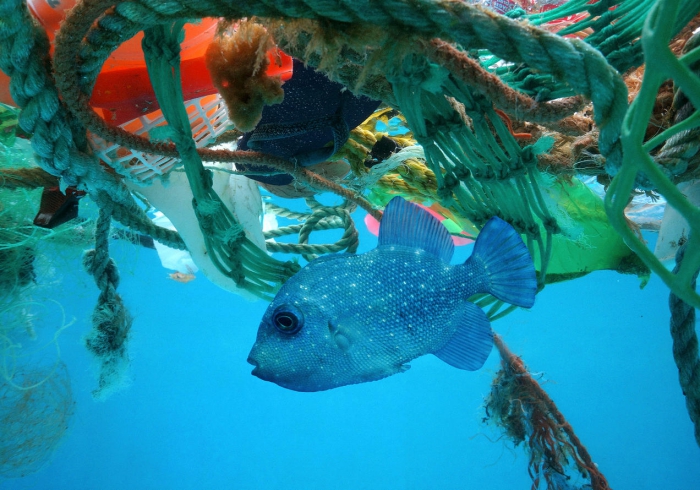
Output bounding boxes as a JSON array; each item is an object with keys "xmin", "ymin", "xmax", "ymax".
[{"xmin": 247, "ymin": 197, "xmax": 537, "ymax": 391}]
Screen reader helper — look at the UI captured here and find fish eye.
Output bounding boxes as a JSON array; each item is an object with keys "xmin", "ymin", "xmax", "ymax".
[{"xmin": 272, "ymin": 305, "xmax": 303, "ymax": 334}]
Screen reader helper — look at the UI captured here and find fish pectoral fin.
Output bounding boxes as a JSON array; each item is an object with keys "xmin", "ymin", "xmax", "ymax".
[
  {"xmin": 433, "ymin": 302, "xmax": 493, "ymax": 371},
  {"xmin": 334, "ymin": 332, "xmax": 352, "ymax": 352},
  {"xmin": 329, "ymin": 321, "xmax": 353, "ymax": 352}
]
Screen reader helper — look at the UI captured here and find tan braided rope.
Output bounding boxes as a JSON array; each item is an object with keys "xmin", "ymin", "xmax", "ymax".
[
  {"xmin": 0, "ymin": 167, "xmax": 59, "ymax": 190},
  {"xmin": 424, "ymin": 39, "xmax": 587, "ymax": 125}
]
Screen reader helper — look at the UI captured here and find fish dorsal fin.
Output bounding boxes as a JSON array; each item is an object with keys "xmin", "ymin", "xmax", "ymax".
[
  {"xmin": 378, "ymin": 197, "xmax": 454, "ymax": 262},
  {"xmin": 433, "ymin": 302, "xmax": 493, "ymax": 370}
]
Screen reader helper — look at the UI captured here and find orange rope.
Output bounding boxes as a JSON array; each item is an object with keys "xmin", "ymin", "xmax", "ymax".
[{"xmin": 494, "ymin": 109, "xmax": 533, "ymax": 140}]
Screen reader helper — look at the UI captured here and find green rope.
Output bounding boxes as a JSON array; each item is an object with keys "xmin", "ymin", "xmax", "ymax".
[
  {"xmin": 263, "ymin": 202, "xmax": 313, "ymax": 222},
  {"xmin": 141, "ymin": 22, "xmax": 299, "ymax": 299},
  {"xmin": 669, "ymin": 241, "xmax": 700, "ymax": 448},
  {"xmin": 264, "ymin": 199, "xmax": 359, "ymax": 261},
  {"xmin": 296, "ymin": 204, "xmax": 358, "ymax": 261},
  {"xmin": 82, "ymin": 207, "xmax": 132, "ymax": 399},
  {"xmin": 263, "ymin": 219, "xmax": 343, "ymax": 239}
]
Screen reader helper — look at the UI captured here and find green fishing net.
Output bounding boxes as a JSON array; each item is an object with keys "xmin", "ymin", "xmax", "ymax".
[
  {"xmin": 0, "ymin": 361, "xmax": 74, "ymax": 478},
  {"xmin": 0, "ymin": 137, "xmax": 78, "ymax": 478}
]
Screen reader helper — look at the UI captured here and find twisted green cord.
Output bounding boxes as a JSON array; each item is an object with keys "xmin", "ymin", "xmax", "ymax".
[
  {"xmin": 263, "ymin": 203, "xmax": 313, "ymax": 222},
  {"xmin": 264, "ymin": 200, "xmax": 359, "ymax": 259},
  {"xmin": 263, "ymin": 218, "xmax": 344, "ymax": 239},
  {"xmin": 296, "ymin": 205, "xmax": 358, "ymax": 261},
  {"xmin": 266, "ymin": 211, "xmax": 357, "ymax": 257}
]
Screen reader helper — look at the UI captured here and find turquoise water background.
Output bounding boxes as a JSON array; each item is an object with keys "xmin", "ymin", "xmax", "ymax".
[{"xmin": 2, "ymin": 198, "xmax": 700, "ymax": 490}]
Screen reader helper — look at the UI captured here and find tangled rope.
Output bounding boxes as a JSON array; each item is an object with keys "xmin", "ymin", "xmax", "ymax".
[
  {"xmin": 0, "ymin": 0, "xmax": 185, "ymax": 250},
  {"xmin": 51, "ymin": 0, "xmax": 627, "ymax": 179}
]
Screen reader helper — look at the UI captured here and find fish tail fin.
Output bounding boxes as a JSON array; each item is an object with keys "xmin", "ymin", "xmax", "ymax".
[{"xmin": 466, "ymin": 217, "xmax": 537, "ymax": 308}]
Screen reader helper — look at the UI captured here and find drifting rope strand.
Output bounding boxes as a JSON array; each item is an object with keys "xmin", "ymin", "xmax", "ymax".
[
  {"xmin": 82, "ymin": 207, "xmax": 132, "ymax": 398},
  {"xmin": 491, "ymin": 334, "xmax": 611, "ymax": 490},
  {"xmin": 669, "ymin": 241, "xmax": 700, "ymax": 447}
]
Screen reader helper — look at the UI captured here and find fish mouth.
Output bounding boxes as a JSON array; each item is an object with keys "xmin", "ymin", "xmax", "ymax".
[
  {"xmin": 247, "ymin": 356, "xmax": 261, "ymax": 377},
  {"xmin": 246, "ymin": 356, "xmax": 314, "ymax": 391}
]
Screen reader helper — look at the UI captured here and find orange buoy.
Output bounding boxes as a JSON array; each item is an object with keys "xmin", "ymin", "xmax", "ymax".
[{"xmin": 21, "ymin": 0, "xmax": 293, "ymax": 125}]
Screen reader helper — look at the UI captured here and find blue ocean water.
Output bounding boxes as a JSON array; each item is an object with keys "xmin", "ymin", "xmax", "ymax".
[{"xmin": 2, "ymin": 199, "xmax": 700, "ymax": 490}]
